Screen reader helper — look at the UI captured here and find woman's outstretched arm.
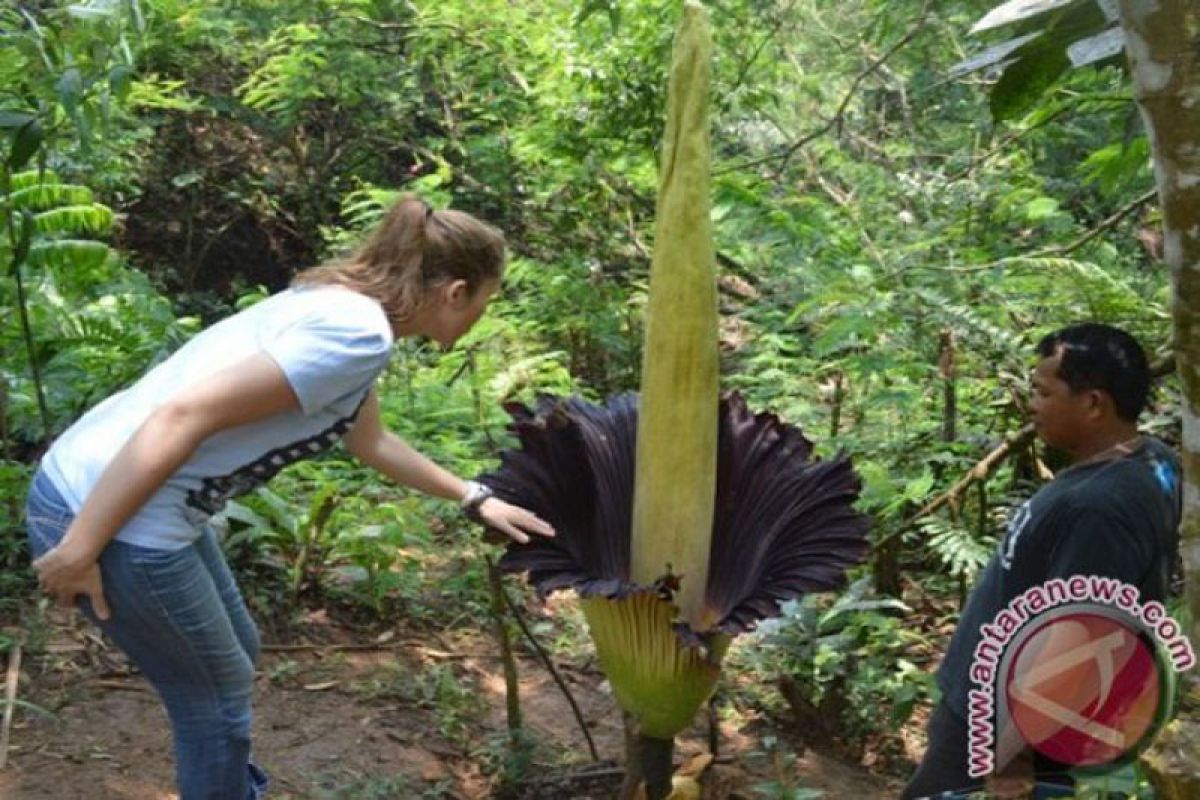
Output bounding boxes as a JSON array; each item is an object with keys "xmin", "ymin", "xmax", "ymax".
[{"xmin": 343, "ymin": 388, "xmax": 554, "ymax": 543}]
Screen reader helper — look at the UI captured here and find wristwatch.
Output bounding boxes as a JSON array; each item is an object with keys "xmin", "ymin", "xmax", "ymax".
[{"xmin": 460, "ymin": 480, "xmax": 495, "ymax": 523}]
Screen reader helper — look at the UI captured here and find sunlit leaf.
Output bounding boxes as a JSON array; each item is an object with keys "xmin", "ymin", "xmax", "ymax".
[
  {"xmin": 33, "ymin": 205, "xmax": 114, "ymax": 237},
  {"xmin": 970, "ymin": 0, "xmax": 1079, "ymax": 35}
]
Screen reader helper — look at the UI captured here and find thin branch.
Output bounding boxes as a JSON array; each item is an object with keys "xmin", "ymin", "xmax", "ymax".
[
  {"xmin": 332, "ymin": 13, "xmax": 463, "ymax": 34},
  {"xmin": 874, "ymin": 423, "xmax": 1036, "ymax": 549},
  {"xmin": 721, "ymin": 0, "xmax": 799, "ymax": 103},
  {"xmin": 946, "ymin": 105, "xmax": 1075, "ymax": 183},
  {"xmin": 813, "ymin": 173, "xmax": 886, "ymax": 267},
  {"xmin": 487, "ymin": 558, "xmax": 522, "ymax": 737},
  {"xmin": 928, "ymin": 188, "xmax": 1159, "ymax": 274},
  {"xmin": 910, "ymin": 423, "xmax": 1035, "ymax": 523},
  {"xmin": 0, "ymin": 640, "xmax": 22, "ymax": 770},
  {"xmin": 1046, "ymin": 187, "xmax": 1158, "ymax": 258},
  {"xmin": 943, "ymin": 95, "xmax": 1133, "ymax": 183},
  {"xmin": 500, "ymin": 586, "xmax": 601, "ymax": 762},
  {"xmin": 93, "ymin": 679, "xmax": 151, "ymax": 693},
  {"xmin": 260, "ymin": 640, "xmax": 478, "ymax": 658},
  {"xmin": 720, "ymin": 1, "xmax": 932, "ymax": 176}
]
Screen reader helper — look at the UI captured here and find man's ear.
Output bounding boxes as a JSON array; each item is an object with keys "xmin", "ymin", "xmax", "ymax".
[{"xmin": 1087, "ymin": 388, "xmax": 1113, "ymax": 419}]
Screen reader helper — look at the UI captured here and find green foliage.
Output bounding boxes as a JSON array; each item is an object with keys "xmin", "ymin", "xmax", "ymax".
[
  {"xmin": 1080, "ymin": 136, "xmax": 1151, "ymax": 197},
  {"xmin": 351, "ymin": 658, "xmax": 486, "ymax": 747},
  {"xmin": 920, "ymin": 516, "xmax": 996, "ymax": 584},
  {"xmin": 1070, "ymin": 763, "xmax": 1156, "ymax": 799},
  {"xmin": 471, "ymin": 727, "xmax": 539, "ymax": 794},
  {"xmin": 0, "ymin": 461, "xmax": 35, "ymax": 612},
  {"xmin": 220, "ymin": 476, "xmax": 340, "ymax": 601},
  {"xmin": 749, "ymin": 736, "xmax": 825, "ymax": 800},
  {"xmin": 1, "ymin": 169, "xmax": 104, "ymax": 437},
  {"xmin": 216, "ymin": 453, "xmax": 474, "ymax": 622},
  {"xmin": 0, "ymin": 1, "xmax": 195, "ymax": 443},
  {"xmin": 0, "ymin": 0, "xmax": 145, "ymax": 159},
  {"xmin": 958, "ymin": 0, "xmax": 1121, "ymax": 122},
  {"xmin": 311, "ymin": 769, "xmax": 455, "ymax": 800},
  {"xmin": 990, "ymin": 34, "xmax": 1072, "ymax": 123},
  {"xmin": 237, "ymin": 23, "xmax": 331, "ymax": 123},
  {"xmin": 741, "ymin": 578, "xmax": 936, "ymax": 743}
]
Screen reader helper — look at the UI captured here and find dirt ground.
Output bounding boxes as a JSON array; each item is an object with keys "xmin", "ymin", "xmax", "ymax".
[{"xmin": 0, "ymin": 609, "xmax": 907, "ymax": 799}]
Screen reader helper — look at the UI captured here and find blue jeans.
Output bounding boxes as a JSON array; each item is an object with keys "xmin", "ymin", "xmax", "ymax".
[{"xmin": 26, "ymin": 469, "xmax": 269, "ymax": 800}]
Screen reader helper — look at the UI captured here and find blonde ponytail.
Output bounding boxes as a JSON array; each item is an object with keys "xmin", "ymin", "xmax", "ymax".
[{"xmin": 293, "ymin": 196, "xmax": 505, "ymax": 327}]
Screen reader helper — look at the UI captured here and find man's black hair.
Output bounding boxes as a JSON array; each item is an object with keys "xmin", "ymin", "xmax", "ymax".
[{"xmin": 1037, "ymin": 323, "xmax": 1151, "ymax": 422}]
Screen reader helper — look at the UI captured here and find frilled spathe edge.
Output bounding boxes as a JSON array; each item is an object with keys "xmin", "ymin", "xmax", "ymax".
[{"xmin": 477, "ymin": 392, "xmax": 871, "ymax": 638}]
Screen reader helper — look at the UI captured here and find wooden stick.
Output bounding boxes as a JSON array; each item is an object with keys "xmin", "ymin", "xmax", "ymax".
[
  {"xmin": 1, "ymin": 641, "xmax": 23, "ymax": 770},
  {"xmin": 910, "ymin": 423, "xmax": 1036, "ymax": 522},
  {"xmin": 500, "ymin": 586, "xmax": 601, "ymax": 762},
  {"xmin": 875, "ymin": 423, "xmax": 1036, "ymax": 548},
  {"xmin": 262, "ymin": 640, "xmax": 421, "ymax": 653},
  {"xmin": 94, "ymin": 679, "xmax": 151, "ymax": 693},
  {"xmin": 487, "ymin": 557, "xmax": 523, "ymax": 737},
  {"xmin": 259, "ymin": 640, "xmax": 496, "ymax": 662}
]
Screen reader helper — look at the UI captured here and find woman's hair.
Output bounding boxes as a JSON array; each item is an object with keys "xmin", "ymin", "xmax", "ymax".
[{"xmin": 293, "ymin": 196, "xmax": 505, "ymax": 327}]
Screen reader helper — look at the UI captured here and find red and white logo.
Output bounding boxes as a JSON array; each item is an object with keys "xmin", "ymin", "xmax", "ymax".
[{"xmin": 1002, "ymin": 610, "xmax": 1164, "ymax": 767}]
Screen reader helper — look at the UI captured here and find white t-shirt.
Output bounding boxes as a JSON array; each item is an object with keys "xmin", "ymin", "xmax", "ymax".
[{"xmin": 41, "ymin": 285, "xmax": 394, "ymax": 550}]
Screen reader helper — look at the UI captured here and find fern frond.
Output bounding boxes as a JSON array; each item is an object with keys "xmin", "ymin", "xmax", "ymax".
[
  {"xmin": 33, "ymin": 205, "xmax": 114, "ymax": 237},
  {"xmin": 3, "ymin": 183, "xmax": 94, "ymax": 213}
]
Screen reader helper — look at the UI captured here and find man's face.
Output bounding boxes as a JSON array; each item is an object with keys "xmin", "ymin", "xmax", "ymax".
[{"xmin": 1031, "ymin": 351, "xmax": 1092, "ymax": 452}]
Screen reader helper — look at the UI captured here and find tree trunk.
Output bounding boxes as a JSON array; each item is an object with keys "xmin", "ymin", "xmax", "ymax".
[
  {"xmin": 1117, "ymin": 3, "xmax": 1200, "ymax": 795},
  {"xmin": 939, "ymin": 328, "xmax": 957, "ymax": 444},
  {"xmin": 1117, "ymin": 0, "xmax": 1200, "ymax": 659}
]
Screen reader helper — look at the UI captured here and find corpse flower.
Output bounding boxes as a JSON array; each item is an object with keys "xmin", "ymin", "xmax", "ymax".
[
  {"xmin": 481, "ymin": 392, "xmax": 869, "ymax": 797},
  {"xmin": 476, "ymin": 5, "xmax": 870, "ymax": 797}
]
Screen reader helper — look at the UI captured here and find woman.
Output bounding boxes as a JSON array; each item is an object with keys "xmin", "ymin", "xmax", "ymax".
[{"xmin": 27, "ymin": 197, "xmax": 554, "ymax": 799}]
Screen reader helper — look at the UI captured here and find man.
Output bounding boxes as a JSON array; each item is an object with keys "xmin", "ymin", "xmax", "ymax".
[{"xmin": 903, "ymin": 323, "xmax": 1181, "ymax": 799}]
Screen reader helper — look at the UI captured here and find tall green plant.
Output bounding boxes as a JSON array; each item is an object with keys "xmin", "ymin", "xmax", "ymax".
[
  {"xmin": 477, "ymin": 8, "xmax": 870, "ymax": 800},
  {"xmin": 0, "ymin": 1, "xmax": 150, "ymax": 441},
  {"xmin": 0, "ymin": 168, "xmax": 115, "ymax": 439}
]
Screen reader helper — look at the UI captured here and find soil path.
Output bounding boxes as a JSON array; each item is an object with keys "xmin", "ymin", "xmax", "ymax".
[{"xmin": 1, "ymin": 613, "xmax": 903, "ymax": 799}]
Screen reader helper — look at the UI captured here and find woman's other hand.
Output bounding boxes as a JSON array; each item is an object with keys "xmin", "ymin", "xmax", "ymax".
[{"xmin": 32, "ymin": 544, "xmax": 111, "ymax": 620}]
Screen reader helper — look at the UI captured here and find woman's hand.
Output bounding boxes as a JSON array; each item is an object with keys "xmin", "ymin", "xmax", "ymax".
[
  {"xmin": 32, "ymin": 543, "xmax": 111, "ymax": 620},
  {"xmin": 476, "ymin": 498, "xmax": 555, "ymax": 544}
]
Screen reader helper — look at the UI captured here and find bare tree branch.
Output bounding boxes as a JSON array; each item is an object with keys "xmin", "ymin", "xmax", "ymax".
[
  {"xmin": 720, "ymin": 1, "xmax": 932, "ymax": 176},
  {"xmin": 929, "ymin": 187, "xmax": 1159, "ymax": 274}
]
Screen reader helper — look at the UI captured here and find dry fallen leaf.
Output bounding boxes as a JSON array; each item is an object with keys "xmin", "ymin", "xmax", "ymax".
[
  {"xmin": 302, "ymin": 680, "xmax": 339, "ymax": 692},
  {"xmin": 676, "ymin": 753, "xmax": 713, "ymax": 778},
  {"xmin": 668, "ymin": 776, "xmax": 702, "ymax": 800}
]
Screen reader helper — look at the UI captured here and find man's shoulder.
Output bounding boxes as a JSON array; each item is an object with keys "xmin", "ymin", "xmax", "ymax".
[
  {"xmin": 1053, "ymin": 440, "xmax": 1175, "ymax": 502},
  {"xmin": 1139, "ymin": 437, "xmax": 1181, "ymax": 495},
  {"xmin": 1036, "ymin": 443, "xmax": 1178, "ymax": 551}
]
